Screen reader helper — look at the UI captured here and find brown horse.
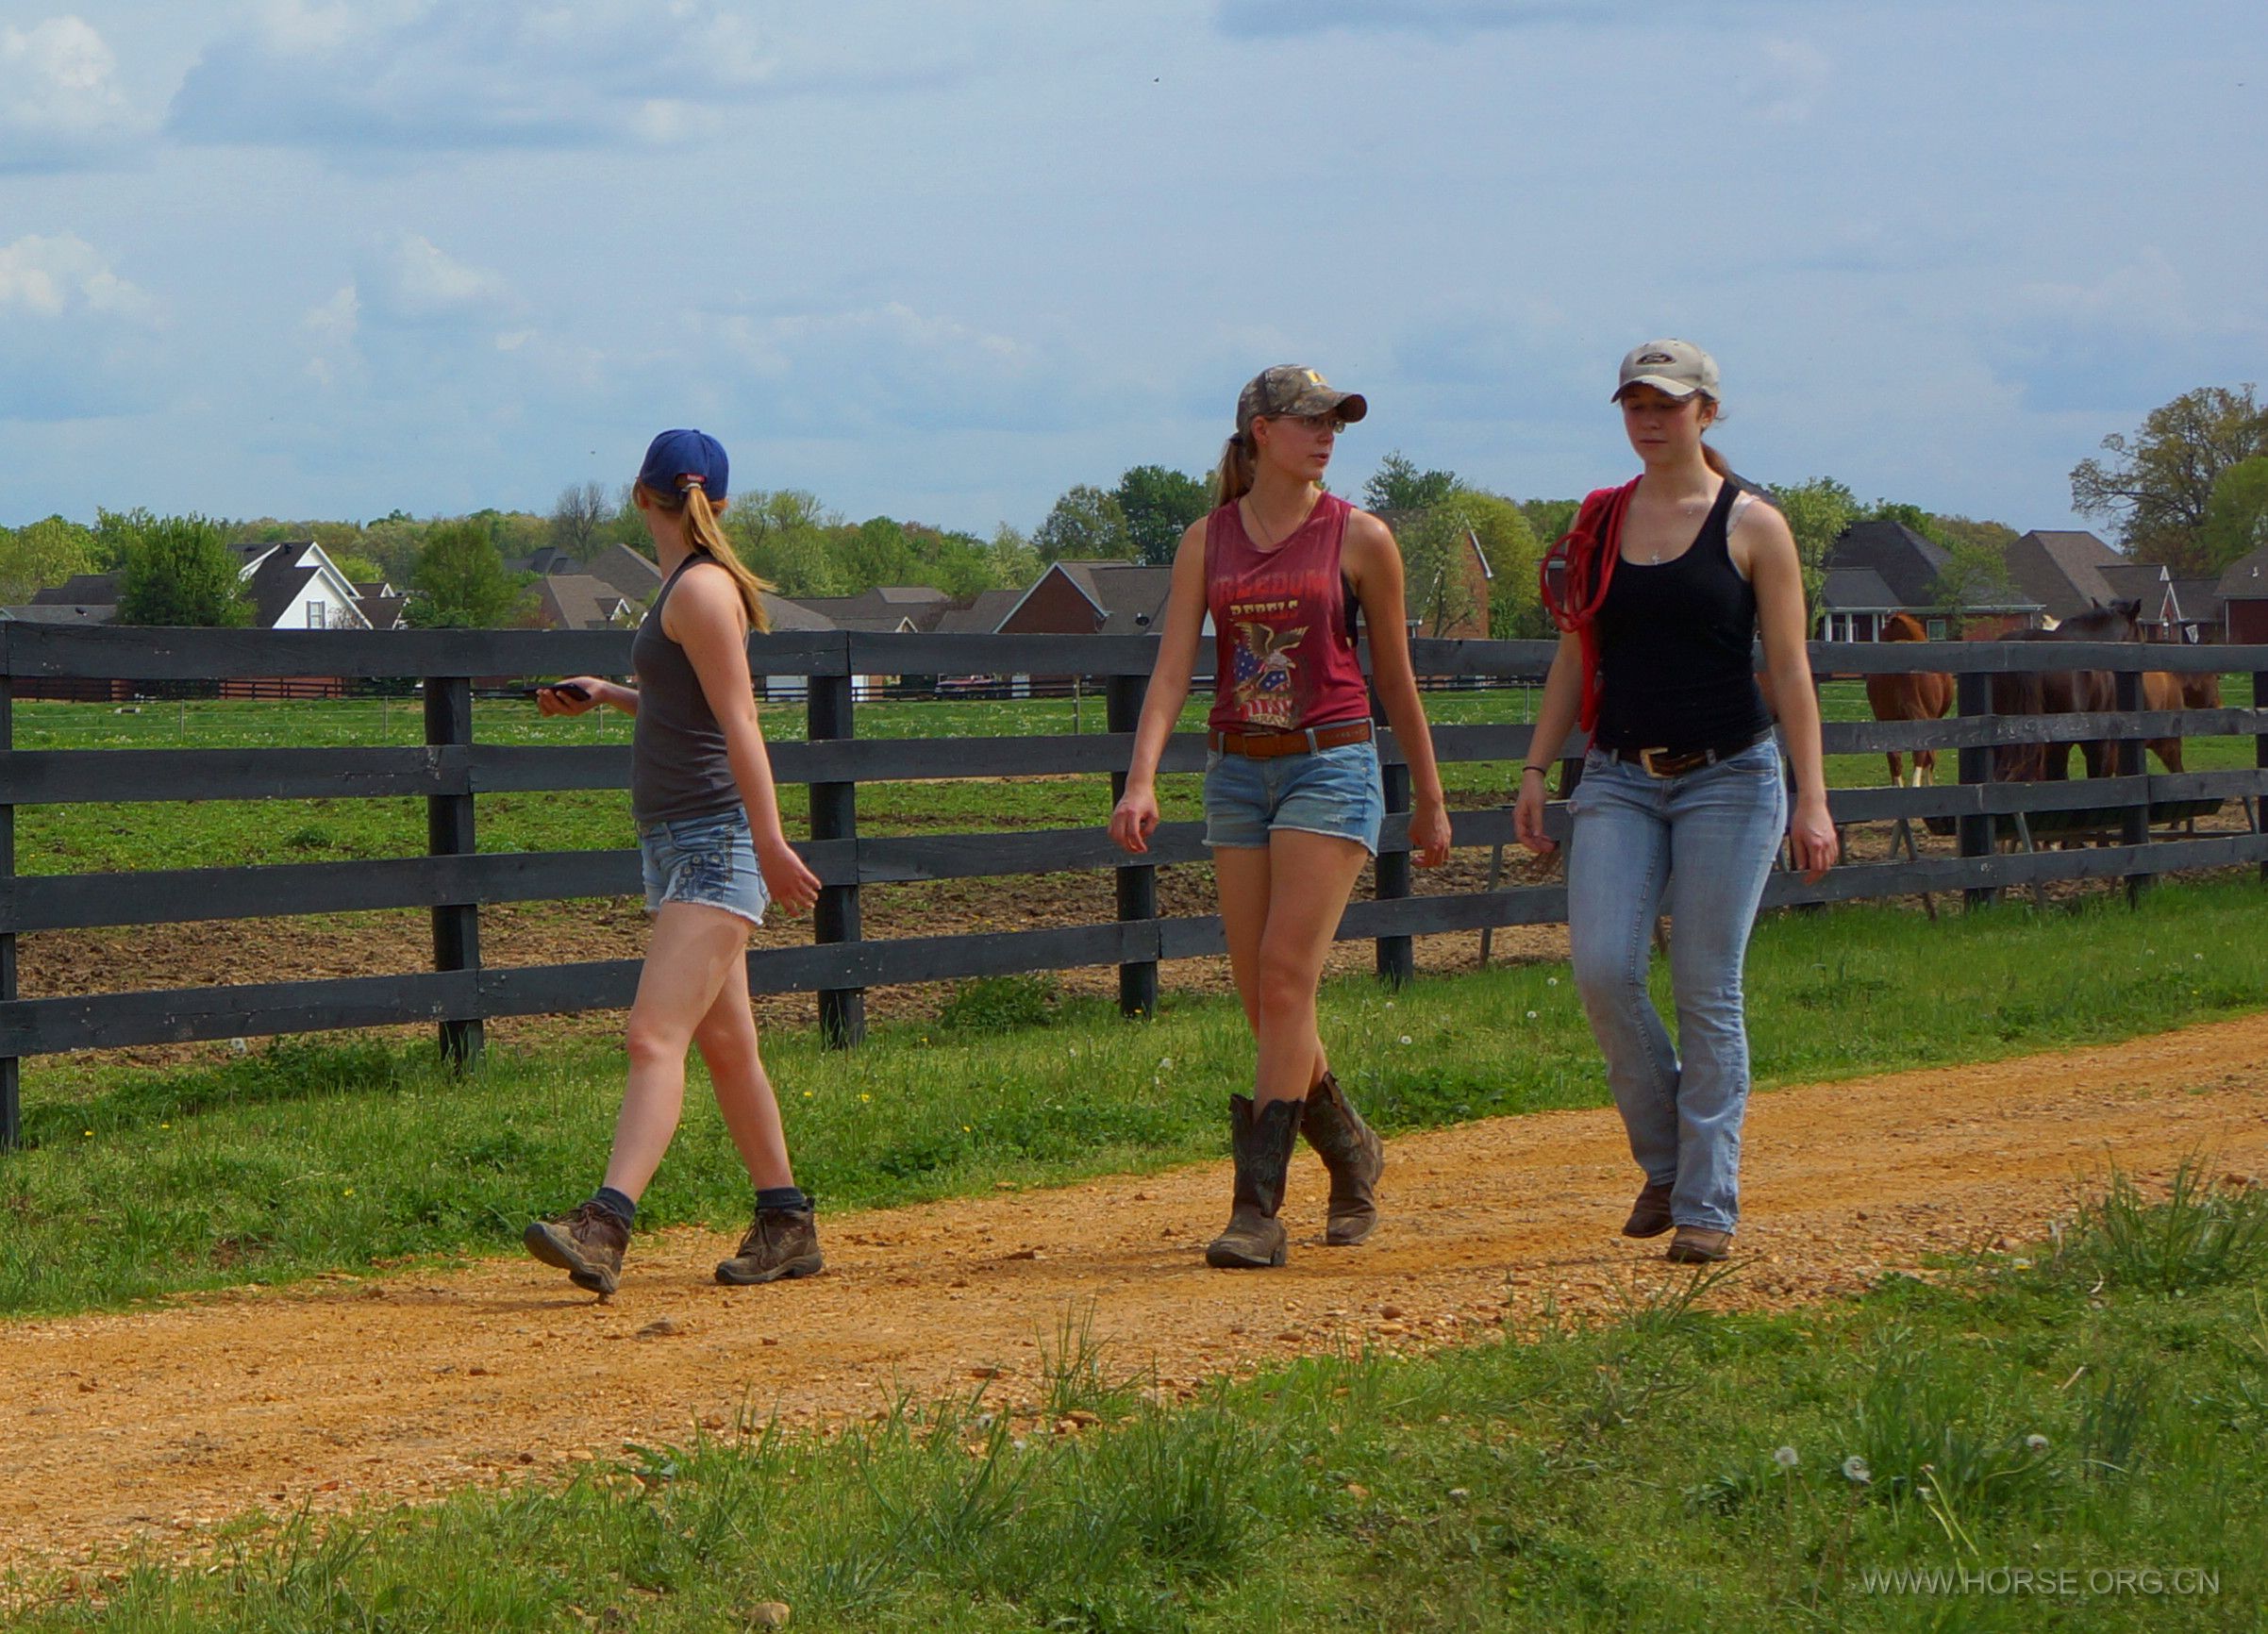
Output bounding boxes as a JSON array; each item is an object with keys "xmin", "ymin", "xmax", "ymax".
[
  {"xmin": 1990, "ymin": 599, "xmax": 2143, "ymax": 781},
  {"xmin": 1864, "ymin": 611, "xmax": 1953, "ymax": 785}
]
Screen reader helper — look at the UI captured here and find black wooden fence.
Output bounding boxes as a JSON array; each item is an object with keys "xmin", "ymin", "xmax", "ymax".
[{"xmin": 2, "ymin": 625, "xmax": 2265, "ymax": 1149}]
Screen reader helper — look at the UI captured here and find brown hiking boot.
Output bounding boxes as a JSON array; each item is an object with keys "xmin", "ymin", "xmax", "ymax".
[
  {"xmin": 1622, "ymin": 1179, "xmax": 1675, "ymax": 1239},
  {"xmin": 1206, "ymin": 1094, "xmax": 1302, "ymax": 1269},
  {"xmin": 524, "ymin": 1201, "xmax": 628, "ymax": 1296},
  {"xmin": 1300, "ymin": 1071, "xmax": 1384, "ymax": 1245},
  {"xmin": 715, "ymin": 1206, "xmax": 825, "ymax": 1286},
  {"xmin": 1666, "ymin": 1225, "xmax": 1733, "ymax": 1264}
]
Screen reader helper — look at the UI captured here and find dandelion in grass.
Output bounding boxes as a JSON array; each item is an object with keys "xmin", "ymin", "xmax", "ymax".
[
  {"xmin": 1774, "ymin": 1445, "xmax": 1799, "ymax": 1470},
  {"xmin": 859, "ymin": 1093, "xmax": 871, "ymax": 1103},
  {"xmin": 1843, "ymin": 1455, "xmax": 1871, "ymax": 1485},
  {"xmin": 1400, "ymin": 1035, "xmax": 1413, "ymax": 1046},
  {"xmin": 1547, "ymin": 976, "xmax": 1559, "ymax": 987},
  {"xmin": 2026, "ymin": 1433, "xmax": 2049, "ymax": 1454},
  {"xmin": 1159, "ymin": 1057, "xmax": 1173, "ymax": 1071},
  {"xmin": 1526, "ymin": 1010, "xmax": 1539, "ymax": 1020}
]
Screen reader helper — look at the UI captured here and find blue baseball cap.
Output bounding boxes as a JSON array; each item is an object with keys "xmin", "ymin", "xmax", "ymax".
[{"xmin": 638, "ymin": 428, "xmax": 728, "ymax": 502}]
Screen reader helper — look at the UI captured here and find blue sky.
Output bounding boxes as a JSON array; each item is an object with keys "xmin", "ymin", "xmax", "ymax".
[{"xmin": 1, "ymin": 0, "xmax": 2260, "ymax": 538}]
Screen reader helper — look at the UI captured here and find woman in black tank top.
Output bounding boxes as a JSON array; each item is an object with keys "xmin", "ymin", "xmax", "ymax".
[{"xmin": 1515, "ymin": 341, "xmax": 1836, "ymax": 1266}]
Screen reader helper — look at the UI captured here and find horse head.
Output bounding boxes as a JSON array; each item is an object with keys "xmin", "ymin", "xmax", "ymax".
[
  {"xmin": 2057, "ymin": 597, "xmax": 2143, "ymax": 642},
  {"xmin": 1881, "ymin": 611, "xmax": 1927, "ymax": 642}
]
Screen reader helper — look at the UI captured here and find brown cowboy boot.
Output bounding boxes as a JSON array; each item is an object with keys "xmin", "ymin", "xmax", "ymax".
[
  {"xmin": 523, "ymin": 1201, "xmax": 629, "ymax": 1296},
  {"xmin": 1300, "ymin": 1070, "xmax": 1385, "ymax": 1245},
  {"xmin": 714, "ymin": 1204, "xmax": 825, "ymax": 1286},
  {"xmin": 1206, "ymin": 1094, "xmax": 1303, "ymax": 1269},
  {"xmin": 1622, "ymin": 1178, "xmax": 1675, "ymax": 1239}
]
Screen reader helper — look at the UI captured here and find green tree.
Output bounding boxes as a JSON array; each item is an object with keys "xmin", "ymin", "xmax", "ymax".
[
  {"xmin": 0, "ymin": 514, "xmax": 97, "ymax": 604},
  {"xmin": 1862, "ymin": 499, "xmax": 1952, "ymax": 547},
  {"xmin": 92, "ymin": 506, "xmax": 157, "ymax": 572},
  {"xmin": 987, "ymin": 523, "xmax": 1040, "ymax": 589},
  {"xmin": 2199, "ymin": 455, "xmax": 2268, "ymax": 574},
  {"xmin": 1519, "ymin": 498, "xmax": 1580, "ymax": 549},
  {"xmin": 1112, "ymin": 465, "xmax": 1210, "ymax": 566},
  {"xmin": 115, "ymin": 514, "xmax": 254, "ymax": 627},
  {"xmin": 1033, "ymin": 485, "xmax": 1133, "ymax": 563},
  {"xmin": 1767, "ymin": 476, "xmax": 1857, "ymax": 608},
  {"xmin": 2072, "ymin": 384, "xmax": 2268, "ymax": 571},
  {"xmin": 839, "ymin": 517, "xmax": 920, "ymax": 590},
  {"xmin": 548, "ymin": 481, "xmax": 612, "ymax": 561},
  {"xmin": 1362, "ymin": 451, "xmax": 1460, "ymax": 514},
  {"xmin": 1397, "ymin": 490, "xmax": 1542, "ymax": 640},
  {"xmin": 406, "ymin": 520, "xmax": 535, "ymax": 628}
]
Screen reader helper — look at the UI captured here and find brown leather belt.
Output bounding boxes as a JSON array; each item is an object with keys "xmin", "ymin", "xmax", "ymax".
[
  {"xmin": 1604, "ymin": 729, "xmax": 1774, "ymax": 778},
  {"xmin": 1208, "ymin": 720, "xmax": 1375, "ymax": 759}
]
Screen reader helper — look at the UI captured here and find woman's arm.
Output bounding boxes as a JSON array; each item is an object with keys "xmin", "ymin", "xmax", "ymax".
[
  {"xmin": 1109, "ymin": 521, "xmax": 1210, "ymax": 855},
  {"xmin": 670, "ymin": 568, "xmax": 824, "ymax": 912},
  {"xmin": 536, "ymin": 676, "xmax": 638, "ymax": 716},
  {"xmin": 1344, "ymin": 511, "xmax": 1450, "ymax": 867},
  {"xmin": 1740, "ymin": 504, "xmax": 1838, "ymax": 882},
  {"xmin": 1513, "ymin": 631, "xmax": 1585, "ymax": 855}
]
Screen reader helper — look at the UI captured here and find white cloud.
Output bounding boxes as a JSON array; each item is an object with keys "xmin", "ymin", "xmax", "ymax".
[
  {"xmin": 0, "ymin": 233, "xmax": 164, "ymax": 419},
  {"xmin": 164, "ymin": 0, "xmax": 976, "ymax": 156},
  {"xmin": 1745, "ymin": 38, "xmax": 1831, "ymax": 124},
  {"xmin": 368, "ymin": 234, "xmax": 517, "ymax": 325},
  {"xmin": 0, "ymin": 15, "xmax": 147, "ymax": 169},
  {"xmin": 1987, "ymin": 249, "xmax": 2268, "ymax": 413},
  {"xmin": 0, "ymin": 232, "xmax": 159, "ymax": 324}
]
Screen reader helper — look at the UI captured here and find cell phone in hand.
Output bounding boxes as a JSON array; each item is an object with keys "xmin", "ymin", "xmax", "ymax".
[{"xmin": 524, "ymin": 682, "xmax": 590, "ymax": 701}]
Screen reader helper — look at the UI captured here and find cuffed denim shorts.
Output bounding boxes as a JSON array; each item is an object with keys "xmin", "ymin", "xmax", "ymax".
[
  {"xmin": 1202, "ymin": 738, "xmax": 1386, "ymax": 855},
  {"xmin": 638, "ymin": 806, "xmax": 770, "ymax": 927}
]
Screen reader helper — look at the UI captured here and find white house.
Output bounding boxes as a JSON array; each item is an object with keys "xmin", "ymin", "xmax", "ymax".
[{"xmin": 234, "ymin": 542, "xmax": 373, "ymax": 630}]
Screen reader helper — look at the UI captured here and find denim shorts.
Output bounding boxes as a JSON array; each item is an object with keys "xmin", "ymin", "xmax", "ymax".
[
  {"xmin": 1202, "ymin": 738, "xmax": 1386, "ymax": 855},
  {"xmin": 638, "ymin": 806, "xmax": 770, "ymax": 926}
]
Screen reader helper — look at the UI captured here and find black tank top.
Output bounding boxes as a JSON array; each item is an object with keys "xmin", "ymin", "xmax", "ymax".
[
  {"xmin": 1591, "ymin": 477, "xmax": 1773, "ymax": 754},
  {"xmin": 630, "ymin": 557, "xmax": 742, "ymax": 825}
]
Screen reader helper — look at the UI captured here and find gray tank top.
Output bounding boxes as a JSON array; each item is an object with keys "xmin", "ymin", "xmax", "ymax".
[{"xmin": 630, "ymin": 557, "xmax": 742, "ymax": 825}]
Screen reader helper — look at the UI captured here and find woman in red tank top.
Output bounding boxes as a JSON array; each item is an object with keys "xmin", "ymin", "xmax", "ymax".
[{"xmin": 1111, "ymin": 366, "xmax": 1452, "ymax": 1270}]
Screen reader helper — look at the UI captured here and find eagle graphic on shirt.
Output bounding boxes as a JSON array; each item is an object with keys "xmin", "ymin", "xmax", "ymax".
[{"xmin": 1232, "ymin": 620, "xmax": 1307, "ymax": 728}]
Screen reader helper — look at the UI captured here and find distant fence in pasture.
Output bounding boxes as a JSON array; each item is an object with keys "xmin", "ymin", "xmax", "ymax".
[{"xmin": 2, "ymin": 625, "xmax": 2265, "ymax": 1150}]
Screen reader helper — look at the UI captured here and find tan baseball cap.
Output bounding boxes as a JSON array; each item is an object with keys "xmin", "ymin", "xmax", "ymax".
[
  {"xmin": 1236, "ymin": 365, "xmax": 1368, "ymax": 434},
  {"xmin": 1612, "ymin": 339, "xmax": 1720, "ymax": 402}
]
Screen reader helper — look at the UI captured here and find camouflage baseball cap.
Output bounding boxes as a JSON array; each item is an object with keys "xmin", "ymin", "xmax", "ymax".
[{"xmin": 1235, "ymin": 366, "xmax": 1368, "ymax": 435}]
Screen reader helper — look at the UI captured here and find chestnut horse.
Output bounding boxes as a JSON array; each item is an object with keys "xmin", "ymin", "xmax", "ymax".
[{"xmin": 1864, "ymin": 612, "xmax": 1953, "ymax": 785}]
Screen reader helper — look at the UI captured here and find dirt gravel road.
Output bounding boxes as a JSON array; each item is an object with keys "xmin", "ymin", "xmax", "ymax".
[{"xmin": 8, "ymin": 1014, "xmax": 2267, "ymax": 1571}]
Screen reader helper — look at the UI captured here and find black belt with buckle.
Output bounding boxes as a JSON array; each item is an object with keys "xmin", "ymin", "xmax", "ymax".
[{"xmin": 1604, "ymin": 729, "xmax": 1774, "ymax": 778}]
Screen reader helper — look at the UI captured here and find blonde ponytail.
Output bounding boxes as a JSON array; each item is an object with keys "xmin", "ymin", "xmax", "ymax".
[
  {"xmin": 1211, "ymin": 432, "xmax": 1256, "ymax": 507},
  {"xmin": 641, "ymin": 479, "xmax": 775, "ymax": 633}
]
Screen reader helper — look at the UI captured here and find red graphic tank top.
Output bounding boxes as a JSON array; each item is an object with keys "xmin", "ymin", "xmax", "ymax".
[{"xmin": 1205, "ymin": 492, "xmax": 1371, "ymax": 734}]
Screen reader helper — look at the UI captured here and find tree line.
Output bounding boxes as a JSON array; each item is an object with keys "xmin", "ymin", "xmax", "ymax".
[{"xmin": 4, "ymin": 382, "xmax": 2258, "ymax": 629}]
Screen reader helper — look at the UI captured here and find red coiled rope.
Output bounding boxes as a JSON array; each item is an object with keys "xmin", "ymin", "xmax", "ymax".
[{"xmin": 1537, "ymin": 478, "xmax": 1639, "ymax": 733}]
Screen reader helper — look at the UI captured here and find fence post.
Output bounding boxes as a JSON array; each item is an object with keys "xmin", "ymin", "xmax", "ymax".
[
  {"xmin": 0, "ymin": 672, "xmax": 16, "ymax": 1152},
  {"xmin": 2114, "ymin": 667, "xmax": 2149, "ymax": 906},
  {"xmin": 424, "ymin": 674, "xmax": 482, "ymax": 1068},
  {"xmin": 2257, "ymin": 670, "xmax": 2268, "ymax": 887},
  {"xmin": 1106, "ymin": 673, "xmax": 1159, "ymax": 1017},
  {"xmin": 1372, "ymin": 678, "xmax": 1414, "ymax": 989},
  {"xmin": 809, "ymin": 659, "xmax": 865, "ymax": 1048},
  {"xmin": 1957, "ymin": 668, "xmax": 1998, "ymax": 911}
]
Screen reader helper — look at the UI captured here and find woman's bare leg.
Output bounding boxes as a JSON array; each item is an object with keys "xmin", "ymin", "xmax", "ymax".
[
  {"xmin": 692, "ymin": 947, "xmax": 795, "ymax": 1192},
  {"xmin": 600, "ymin": 903, "xmax": 752, "ymax": 1201},
  {"xmin": 1250, "ymin": 830, "xmax": 1370, "ymax": 1107}
]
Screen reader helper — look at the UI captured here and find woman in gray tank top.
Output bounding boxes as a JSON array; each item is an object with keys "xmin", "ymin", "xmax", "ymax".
[{"xmin": 521, "ymin": 429, "xmax": 825, "ymax": 1298}]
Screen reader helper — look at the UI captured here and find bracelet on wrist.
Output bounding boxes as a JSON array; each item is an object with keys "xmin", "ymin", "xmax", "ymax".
[{"xmin": 1520, "ymin": 763, "xmax": 1550, "ymax": 779}]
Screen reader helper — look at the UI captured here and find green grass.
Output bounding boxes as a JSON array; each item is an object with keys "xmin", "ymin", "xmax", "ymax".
[
  {"xmin": 9, "ymin": 1179, "xmax": 2265, "ymax": 1631},
  {"xmin": 8, "ymin": 876, "xmax": 2268, "ymax": 1318}
]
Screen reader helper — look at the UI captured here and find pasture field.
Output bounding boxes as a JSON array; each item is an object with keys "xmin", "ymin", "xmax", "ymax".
[
  {"xmin": 8, "ymin": 1180, "xmax": 2265, "ymax": 1631},
  {"xmin": 8, "ymin": 875, "xmax": 2268, "ymax": 1318},
  {"xmin": 13, "ymin": 675, "xmax": 2259, "ymax": 875}
]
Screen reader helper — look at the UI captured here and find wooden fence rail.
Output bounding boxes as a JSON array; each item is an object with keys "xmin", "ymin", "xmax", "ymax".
[{"xmin": 2, "ymin": 625, "xmax": 2266, "ymax": 1149}]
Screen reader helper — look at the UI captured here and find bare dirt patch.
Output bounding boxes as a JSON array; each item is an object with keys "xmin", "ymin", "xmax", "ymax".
[{"xmin": 6, "ymin": 1012, "xmax": 2266, "ymax": 1573}]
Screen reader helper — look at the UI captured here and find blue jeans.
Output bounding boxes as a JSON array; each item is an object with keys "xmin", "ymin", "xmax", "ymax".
[{"xmin": 1565, "ymin": 740, "xmax": 1786, "ymax": 1233}]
